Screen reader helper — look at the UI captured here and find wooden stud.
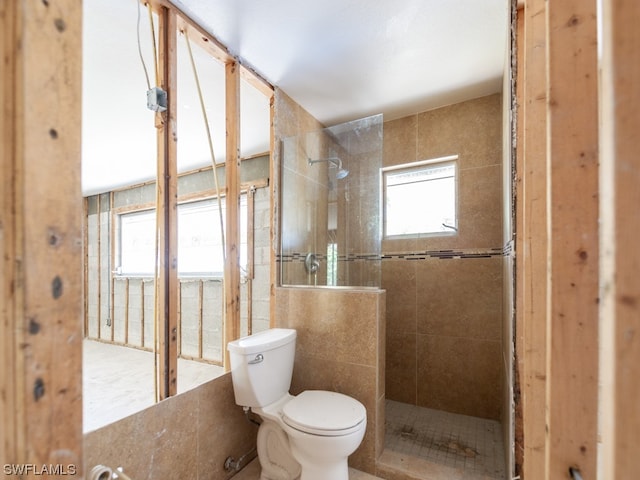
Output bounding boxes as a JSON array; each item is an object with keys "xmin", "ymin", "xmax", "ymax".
[
  {"xmin": 545, "ymin": 0, "xmax": 599, "ymax": 477},
  {"xmin": 224, "ymin": 60, "xmax": 242, "ymax": 370},
  {"xmin": 269, "ymin": 95, "xmax": 277, "ymax": 328},
  {"xmin": 156, "ymin": 6, "xmax": 179, "ymax": 399},
  {"xmin": 177, "ymin": 282, "xmax": 182, "ymax": 357},
  {"xmin": 97, "ymin": 194, "xmax": 102, "ymax": 339},
  {"xmin": 247, "ymin": 187, "xmax": 256, "ymax": 335},
  {"xmin": 124, "ymin": 278, "xmax": 130, "ymax": 345},
  {"xmin": 0, "ymin": 0, "xmax": 82, "ymax": 469},
  {"xmin": 513, "ymin": 7, "xmax": 525, "ymax": 476},
  {"xmin": 599, "ymin": 0, "xmax": 640, "ymax": 477},
  {"xmin": 84, "ymin": 198, "xmax": 89, "ymax": 337},
  {"xmin": 110, "ymin": 192, "xmax": 115, "ymax": 343},
  {"xmin": 141, "ymin": 280, "xmax": 146, "ymax": 348},
  {"xmin": 518, "ymin": 0, "xmax": 549, "ymax": 477},
  {"xmin": 0, "ymin": 0, "xmax": 20, "ymax": 462},
  {"xmin": 198, "ymin": 279, "xmax": 204, "ymax": 359}
]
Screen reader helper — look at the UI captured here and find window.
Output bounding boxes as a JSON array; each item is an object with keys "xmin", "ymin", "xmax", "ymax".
[
  {"xmin": 383, "ymin": 157, "xmax": 457, "ymax": 237},
  {"xmin": 118, "ymin": 209, "xmax": 156, "ymax": 275},
  {"xmin": 117, "ymin": 195, "xmax": 248, "ymax": 277}
]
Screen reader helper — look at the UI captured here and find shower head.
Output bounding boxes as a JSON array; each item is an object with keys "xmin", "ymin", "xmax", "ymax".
[
  {"xmin": 307, "ymin": 157, "xmax": 349, "ymax": 179},
  {"xmin": 336, "ymin": 168, "xmax": 349, "ymax": 180}
]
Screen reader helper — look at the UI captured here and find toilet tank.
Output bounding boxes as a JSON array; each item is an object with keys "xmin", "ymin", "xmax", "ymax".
[{"xmin": 227, "ymin": 328, "xmax": 296, "ymax": 408}]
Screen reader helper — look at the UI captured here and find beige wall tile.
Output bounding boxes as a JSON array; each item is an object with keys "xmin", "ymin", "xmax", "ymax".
[
  {"xmin": 416, "ymin": 334, "xmax": 502, "ymax": 420},
  {"xmin": 456, "ymin": 165, "xmax": 504, "ymax": 249},
  {"xmin": 383, "ymin": 115, "xmax": 418, "ymax": 167},
  {"xmin": 278, "ymin": 288, "xmax": 381, "ymax": 367},
  {"xmin": 416, "ymin": 94, "xmax": 502, "ymax": 169},
  {"xmin": 415, "ymin": 257, "xmax": 503, "ymax": 342},
  {"xmin": 381, "ymin": 260, "xmax": 417, "ymax": 334},
  {"xmin": 385, "ymin": 332, "xmax": 417, "ymax": 404},
  {"xmin": 84, "ymin": 374, "xmax": 256, "ymax": 480},
  {"xmin": 196, "ymin": 375, "xmax": 258, "ymax": 478}
]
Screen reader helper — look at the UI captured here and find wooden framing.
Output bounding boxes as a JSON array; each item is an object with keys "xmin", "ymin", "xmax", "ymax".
[
  {"xmin": 156, "ymin": 5, "xmax": 179, "ymax": 400},
  {"xmin": 97, "ymin": 194, "xmax": 102, "ymax": 340},
  {"xmin": 599, "ymin": 0, "xmax": 640, "ymax": 477},
  {"xmin": 0, "ymin": 0, "xmax": 83, "ymax": 470},
  {"xmin": 246, "ymin": 186, "xmax": 256, "ymax": 336},
  {"xmin": 269, "ymin": 95, "xmax": 278, "ymax": 327},
  {"xmin": 517, "ymin": 0, "xmax": 601, "ymax": 478},
  {"xmin": 224, "ymin": 60, "xmax": 242, "ymax": 370},
  {"xmin": 546, "ymin": 1, "xmax": 599, "ymax": 477},
  {"xmin": 517, "ymin": 0, "xmax": 549, "ymax": 477}
]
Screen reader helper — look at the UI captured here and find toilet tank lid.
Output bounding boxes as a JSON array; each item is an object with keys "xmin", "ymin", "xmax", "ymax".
[{"xmin": 227, "ymin": 328, "xmax": 296, "ymax": 355}]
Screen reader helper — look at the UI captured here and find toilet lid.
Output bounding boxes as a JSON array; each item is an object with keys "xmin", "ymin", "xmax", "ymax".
[{"xmin": 282, "ymin": 390, "xmax": 366, "ymax": 436}]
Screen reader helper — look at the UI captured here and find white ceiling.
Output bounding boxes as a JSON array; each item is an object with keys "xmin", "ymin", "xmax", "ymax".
[{"xmin": 82, "ymin": 0, "xmax": 509, "ymax": 196}]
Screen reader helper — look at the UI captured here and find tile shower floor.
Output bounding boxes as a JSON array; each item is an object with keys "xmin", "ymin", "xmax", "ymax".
[{"xmin": 384, "ymin": 399, "xmax": 506, "ymax": 479}]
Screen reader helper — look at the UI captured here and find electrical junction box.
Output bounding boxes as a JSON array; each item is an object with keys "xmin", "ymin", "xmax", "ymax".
[{"xmin": 147, "ymin": 86, "xmax": 167, "ymax": 112}]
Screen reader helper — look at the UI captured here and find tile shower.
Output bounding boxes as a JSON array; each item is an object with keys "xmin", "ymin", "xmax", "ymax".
[
  {"xmin": 274, "ymin": 90, "xmax": 508, "ymax": 478},
  {"xmin": 381, "ymin": 94, "xmax": 507, "ymax": 479}
]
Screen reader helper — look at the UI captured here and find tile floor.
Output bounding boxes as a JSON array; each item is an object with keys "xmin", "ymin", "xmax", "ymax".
[
  {"xmin": 233, "ymin": 458, "xmax": 381, "ymax": 480},
  {"xmin": 83, "ymin": 339, "xmax": 224, "ymax": 432},
  {"xmin": 384, "ymin": 400, "xmax": 506, "ymax": 479}
]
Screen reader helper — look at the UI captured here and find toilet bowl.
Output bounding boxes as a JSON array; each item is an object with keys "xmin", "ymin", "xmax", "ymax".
[{"xmin": 227, "ymin": 329, "xmax": 367, "ymax": 480}]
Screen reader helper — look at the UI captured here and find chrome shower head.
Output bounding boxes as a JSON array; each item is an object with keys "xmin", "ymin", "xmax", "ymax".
[
  {"xmin": 307, "ymin": 157, "xmax": 349, "ymax": 179},
  {"xmin": 336, "ymin": 167, "xmax": 349, "ymax": 179}
]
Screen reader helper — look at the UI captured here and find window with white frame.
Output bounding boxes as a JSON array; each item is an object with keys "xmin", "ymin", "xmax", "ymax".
[
  {"xmin": 117, "ymin": 195, "xmax": 248, "ymax": 277},
  {"xmin": 383, "ymin": 157, "xmax": 458, "ymax": 237}
]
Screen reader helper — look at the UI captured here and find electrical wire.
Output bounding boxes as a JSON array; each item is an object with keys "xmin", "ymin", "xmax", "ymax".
[
  {"xmin": 147, "ymin": 2, "xmax": 160, "ymax": 86},
  {"xmin": 183, "ymin": 31, "xmax": 227, "ymax": 259},
  {"xmin": 135, "ymin": 0, "xmax": 151, "ymax": 90}
]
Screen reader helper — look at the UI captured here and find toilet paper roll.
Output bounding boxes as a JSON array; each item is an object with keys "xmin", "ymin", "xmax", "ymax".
[{"xmin": 88, "ymin": 465, "xmax": 113, "ymax": 480}]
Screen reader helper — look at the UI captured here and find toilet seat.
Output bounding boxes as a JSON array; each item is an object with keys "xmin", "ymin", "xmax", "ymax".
[{"xmin": 282, "ymin": 390, "xmax": 366, "ymax": 436}]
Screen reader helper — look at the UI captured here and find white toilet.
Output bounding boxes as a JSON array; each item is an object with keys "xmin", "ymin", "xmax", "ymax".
[{"xmin": 227, "ymin": 328, "xmax": 366, "ymax": 480}]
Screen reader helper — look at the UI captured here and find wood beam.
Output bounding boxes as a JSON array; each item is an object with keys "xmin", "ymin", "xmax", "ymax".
[
  {"xmin": 599, "ymin": 0, "xmax": 640, "ymax": 477},
  {"xmin": 156, "ymin": 6, "xmax": 179, "ymax": 399},
  {"xmin": 269, "ymin": 95, "xmax": 277, "ymax": 327},
  {"xmin": 224, "ymin": 60, "xmax": 242, "ymax": 369},
  {"xmin": 545, "ymin": 0, "xmax": 599, "ymax": 477},
  {"xmin": 518, "ymin": 0, "xmax": 549, "ymax": 477},
  {"xmin": 0, "ymin": 0, "xmax": 83, "ymax": 470}
]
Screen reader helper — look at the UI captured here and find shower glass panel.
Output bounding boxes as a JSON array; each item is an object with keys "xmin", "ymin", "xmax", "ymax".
[{"xmin": 280, "ymin": 114, "xmax": 382, "ymax": 287}]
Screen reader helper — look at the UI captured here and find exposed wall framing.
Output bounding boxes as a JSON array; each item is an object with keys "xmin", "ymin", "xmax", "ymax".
[
  {"xmin": 516, "ymin": 0, "xmax": 610, "ymax": 478},
  {"xmin": 516, "ymin": 0, "xmax": 549, "ymax": 477},
  {"xmin": 155, "ymin": 3, "xmax": 179, "ymax": 401},
  {"xmin": 143, "ymin": 0, "xmax": 274, "ymax": 396},
  {"xmin": 224, "ymin": 60, "xmax": 242, "ymax": 371}
]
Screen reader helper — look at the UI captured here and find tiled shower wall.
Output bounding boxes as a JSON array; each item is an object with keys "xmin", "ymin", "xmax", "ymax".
[{"xmin": 383, "ymin": 94, "xmax": 504, "ymax": 421}]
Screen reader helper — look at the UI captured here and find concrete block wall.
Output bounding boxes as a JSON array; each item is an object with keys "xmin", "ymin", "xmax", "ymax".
[{"xmin": 84, "ymin": 160, "xmax": 272, "ymax": 361}]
